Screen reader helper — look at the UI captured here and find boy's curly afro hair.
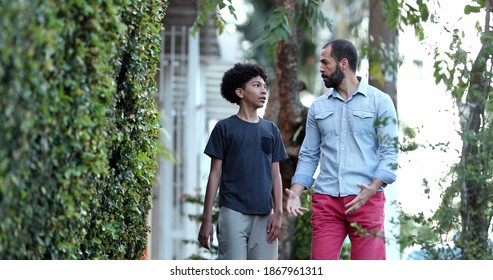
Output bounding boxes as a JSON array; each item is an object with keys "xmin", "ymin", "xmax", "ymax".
[{"xmin": 220, "ymin": 63, "xmax": 268, "ymax": 105}]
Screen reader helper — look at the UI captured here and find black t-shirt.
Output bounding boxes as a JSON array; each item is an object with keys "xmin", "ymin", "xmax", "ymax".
[{"xmin": 204, "ymin": 115, "xmax": 288, "ymax": 215}]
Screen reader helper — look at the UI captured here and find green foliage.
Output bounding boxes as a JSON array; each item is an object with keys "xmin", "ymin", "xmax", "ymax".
[
  {"xmin": 399, "ymin": 0, "xmax": 493, "ymax": 259},
  {"xmin": 292, "ymin": 188, "xmax": 312, "ymax": 260},
  {"xmin": 363, "ymin": 37, "xmax": 403, "ymax": 86},
  {"xmin": 399, "ymin": 209, "xmax": 462, "ymax": 260},
  {"xmin": 192, "ymin": 0, "xmax": 331, "ymax": 64},
  {"xmin": 384, "ymin": 0, "xmax": 433, "ymax": 40},
  {"xmin": 464, "ymin": 2, "xmax": 482, "ymax": 14},
  {"xmin": 263, "ymin": 6, "xmax": 292, "ymax": 54},
  {"xmin": 191, "ymin": 0, "xmax": 236, "ymax": 36},
  {"xmin": 0, "ymin": 0, "xmax": 167, "ymax": 259},
  {"xmin": 432, "ymin": 29, "xmax": 470, "ymax": 101},
  {"xmin": 399, "ymin": 123, "xmax": 421, "ymax": 153},
  {"xmin": 262, "ymin": 0, "xmax": 331, "ymax": 58}
]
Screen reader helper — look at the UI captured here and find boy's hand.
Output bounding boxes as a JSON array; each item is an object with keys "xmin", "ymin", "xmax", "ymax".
[
  {"xmin": 197, "ymin": 220, "xmax": 214, "ymax": 250},
  {"xmin": 267, "ymin": 211, "xmax": 282, "ymax": 243}
]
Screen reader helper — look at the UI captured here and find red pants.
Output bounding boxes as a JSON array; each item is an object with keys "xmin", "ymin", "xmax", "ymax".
[{"xmin": 310, "ymin": 192, "xmax": 386, "ymax": 260}]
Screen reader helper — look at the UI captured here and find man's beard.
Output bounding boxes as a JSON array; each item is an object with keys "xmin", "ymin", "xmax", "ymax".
[{"xmin": 323, "ymin": 65, "xmax": 344, "ymax": 89}]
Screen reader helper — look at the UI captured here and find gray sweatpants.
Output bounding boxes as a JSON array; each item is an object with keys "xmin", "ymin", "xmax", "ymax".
[{"xmin": 217, "ymin": 206, "xmax": 278, "ymax": 260}]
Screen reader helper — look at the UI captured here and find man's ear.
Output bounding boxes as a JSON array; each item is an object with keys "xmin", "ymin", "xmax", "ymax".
[{"xmin": 340, "ymin": 57, "xmax": 350, "ymax": 70}]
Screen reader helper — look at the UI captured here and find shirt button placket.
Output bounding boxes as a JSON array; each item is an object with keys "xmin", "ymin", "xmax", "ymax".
[{"xmin": 339, "ymin": 103, "xmax": 348, "ymax": 194}]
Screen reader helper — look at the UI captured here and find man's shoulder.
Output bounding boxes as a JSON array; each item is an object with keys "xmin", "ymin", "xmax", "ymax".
[
  {"xmin": 366, "ymin": 84, "xmax": 386, "ymax": 95},
  {"xmin": 311, "ymin": 91, "xmax": 332, "ymax": 104},
  {"xmin": 308, "ymin": 92, "xmax": 334, "ymax": 113},
  {"xmin": 369, "ymin": 87, "xmax": 394, "ymax": 106}
]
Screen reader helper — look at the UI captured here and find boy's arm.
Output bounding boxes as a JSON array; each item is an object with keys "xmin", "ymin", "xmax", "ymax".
[
  {"xmin": 267, "ymin": 162, "xmax": 283, "ymax": 243},
  {"xmin": 197, "ymin": 157, "xmax": 222, "ymax": 250},
  {"xmin": 272, "ymin": 162, "xmax": 283, "ymax": 214}
]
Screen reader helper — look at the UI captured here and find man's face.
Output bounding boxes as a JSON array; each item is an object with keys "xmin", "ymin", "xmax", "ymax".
[
  {"xmin": 323, "ymin": 63, "xmax": 344, "ymax": 89},
  {"xmin": 319, "ymin": 46, "xmax": 344, "ymax": 89}
]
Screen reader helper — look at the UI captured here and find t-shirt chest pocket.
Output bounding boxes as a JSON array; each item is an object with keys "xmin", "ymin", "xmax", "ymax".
[
  {"xmin": 261, "ymin": 136, "xmax": 273, "ymax": 155},
  {"xmin": 315, "ymin": 111, "xmax": 338, "ymax": 136},
  {"xmin": 351, "ymin": 110, "xmax": 375, "ymax": 134}
]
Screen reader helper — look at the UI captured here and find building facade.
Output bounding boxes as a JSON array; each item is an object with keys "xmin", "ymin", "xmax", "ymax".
[{"xmin": 149, "ymin": 0, "xmax": 240, "ymax": 259}]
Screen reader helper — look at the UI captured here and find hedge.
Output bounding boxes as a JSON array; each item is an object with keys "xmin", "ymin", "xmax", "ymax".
[{"xmin": 0, "ymin": 0, "xmax": 167, "ymax": 259}]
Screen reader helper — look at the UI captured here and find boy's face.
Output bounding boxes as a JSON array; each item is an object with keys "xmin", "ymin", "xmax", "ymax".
[{"xmin": 236, "ymin": 76, "xmax": 267, "ymax": 109}]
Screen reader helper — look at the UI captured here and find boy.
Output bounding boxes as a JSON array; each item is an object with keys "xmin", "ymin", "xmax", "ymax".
[{"xmin": 198, "ymin": 63, "xmax": 288, "ymax": 260}]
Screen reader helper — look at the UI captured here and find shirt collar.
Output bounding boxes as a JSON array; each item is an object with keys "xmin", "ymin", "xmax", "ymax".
[
  {"xmin": 328, "ymin": 76, "xmax": 367, "ymax": 99},
  {"xmin": 354, "ymin": 76, "xmax": 368, "ymax": 97}
]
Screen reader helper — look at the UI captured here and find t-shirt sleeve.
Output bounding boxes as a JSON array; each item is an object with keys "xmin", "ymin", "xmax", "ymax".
[
  {"xmin": 272, "ymin": 124, "xmax": 288, "ymax": 162},
  {"xmin": 204, "ymin": 123, "xmax": 225, "ymax": 160}
]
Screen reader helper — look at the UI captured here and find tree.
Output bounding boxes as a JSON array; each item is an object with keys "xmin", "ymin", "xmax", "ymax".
[
  {"xmin": 392, "ymin": 0, "xmax": 493, "ymax": 259},
  {"xmin": 262, "ymin": 0, "xmax": 306, "ymax": 259},
  {"xmin": 434, "ymin": 0, "xmax": 493, "ymax": 259},
  {"xmin": 368, "ymin": 0, "xmax": 399, "ymax": 108}
]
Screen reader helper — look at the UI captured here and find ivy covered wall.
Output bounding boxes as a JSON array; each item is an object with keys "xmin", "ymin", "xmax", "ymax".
[{"xmin": 0, "ymin": 0, "xmax": 167, "ymax": 259}]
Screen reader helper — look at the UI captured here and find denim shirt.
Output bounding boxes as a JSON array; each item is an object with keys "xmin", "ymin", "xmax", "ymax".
[{"xmin": 291, "ymin": 78, "xmax": 398, "ymax": 196}]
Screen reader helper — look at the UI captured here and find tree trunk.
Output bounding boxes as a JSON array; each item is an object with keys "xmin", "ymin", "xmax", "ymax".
[
  {"xmin": 458, "ymin": 0, "xmax": 493, "ymax": 260},
  {"xmin": 368, "ymin": 0, "xmax": 398, "ymax": 111},
  {"xmin": 459, "ymin": 43, "xmax": 492, "ymax": 259},
  {"xmin": 264, "ymin": 0, "xmax": 307, "ymax": 260}
]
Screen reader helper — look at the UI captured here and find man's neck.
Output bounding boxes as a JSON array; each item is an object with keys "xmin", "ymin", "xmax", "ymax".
[{"xmin": 336, "ymin": 75, "xmax": 360, "ymax": 101}]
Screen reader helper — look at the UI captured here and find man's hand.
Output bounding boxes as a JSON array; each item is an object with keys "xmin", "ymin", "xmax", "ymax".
[
  {"xmin": 285, "ymin": 187, "xmax": 309, "ymax": 216},
  {"xmin": 344, "ymin": 179, "xmax": 382, "ymax": 214}
]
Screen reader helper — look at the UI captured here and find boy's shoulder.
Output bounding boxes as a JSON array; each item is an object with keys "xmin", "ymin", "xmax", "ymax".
[
  {"xmin": 258, "ymin": 117, "xmax": 280, "ymax": 128},
  {"xmin": 215, "ymin": 116, "xmax": 280, "ymax": 131},
  {"xmin": 215, "ymin": 115, "xmax": 238, "ymax": 125}
]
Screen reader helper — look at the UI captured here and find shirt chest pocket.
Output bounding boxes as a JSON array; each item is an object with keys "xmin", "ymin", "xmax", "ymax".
[
  {"xmin": 351, "ymin": 110, "xmax": 375, "ymax": 134},
  {"xmin": 315, "ymin": 111, "xmax": 338, "ymax": 136},
  {"xmin": 261, "ymin": 136, "xmax": 273, "ymax": 155}
]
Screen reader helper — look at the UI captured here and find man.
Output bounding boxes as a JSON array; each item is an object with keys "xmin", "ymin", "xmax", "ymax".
[{"xmin": 286, "ymin": 39, "xmax": 399, "ymax": 260}]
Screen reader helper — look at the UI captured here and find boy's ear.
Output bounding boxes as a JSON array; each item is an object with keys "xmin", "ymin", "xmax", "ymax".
[{"xmin": 235, "ymin": 88, "xmax": 243, "ymax": 99}]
